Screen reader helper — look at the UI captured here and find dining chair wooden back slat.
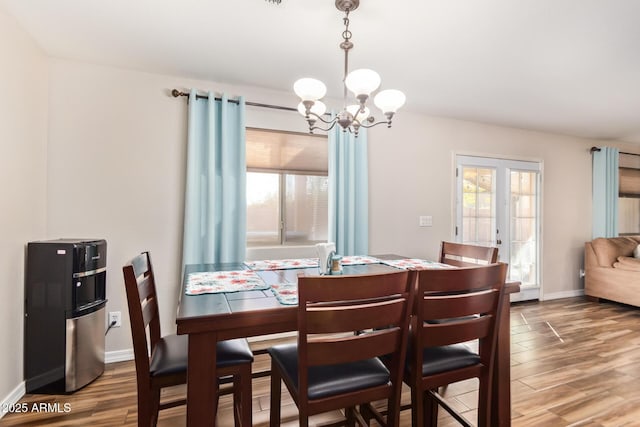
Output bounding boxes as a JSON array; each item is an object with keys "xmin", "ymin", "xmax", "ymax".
[
  {"xmin": 306, "ymin": 298, "xmax": 407, "ymax": 334},
  {"xmin": 439, "ymin": 241, "xmax": 499, "ymax": 267},
  {"xmin": 420, "ymin": 316, "xmax": 493, "ymax": 348},
  {"xmin": 137, "ymin": 275, "xmax": 155, "ymax": 303},
  {"xmin": 420, "ymin": 289, "xmax": 496, "ymax": 319}
]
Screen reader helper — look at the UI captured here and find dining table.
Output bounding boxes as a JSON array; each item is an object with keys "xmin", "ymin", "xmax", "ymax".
[{"xmin": 176, "ymin": 255, "xmax": 519, "ymax": 426}]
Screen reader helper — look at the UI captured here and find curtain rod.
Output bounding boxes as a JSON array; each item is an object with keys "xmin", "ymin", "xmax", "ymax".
[
  {"xmin": 590, "ymin": 146, "xmax": 640, "ymax": 157},
  {"xmin": 171, "ymin": 89, "xmax": 297, "ymax": 113}
]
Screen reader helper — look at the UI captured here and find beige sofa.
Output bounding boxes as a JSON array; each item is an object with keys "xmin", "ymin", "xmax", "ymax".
[{"xmin": 585, "ymin": 236, "xmax": 640, "ymax": 307}]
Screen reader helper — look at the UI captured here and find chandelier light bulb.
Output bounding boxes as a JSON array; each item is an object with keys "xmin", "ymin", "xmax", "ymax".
[
  {"xmin": 297, "ymin": 101, "xmax": 327, "ymax": 117},
  {"xmin": 293, "ymin": 78, "xmax": 327, "ymax": 101},
  {"xmin": 345, "ymin": 69, "xmax": 381, "ymax": 97},
  {"xmin": 374, "ymin": 89, "xmax": 406, "ymax": 114},
  {"xmin": 346, "ymin": 104, "xmax": 370, "ymax": 122}
]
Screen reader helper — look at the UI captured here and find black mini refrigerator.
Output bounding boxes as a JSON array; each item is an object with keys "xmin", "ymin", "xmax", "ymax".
[{"xmin": 25, "ymin": 239, "xmax": 107, "ymax": 393}]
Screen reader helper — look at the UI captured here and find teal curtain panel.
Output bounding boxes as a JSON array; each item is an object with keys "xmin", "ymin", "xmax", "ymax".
[
  {"xmin": 182, "ymin": 90, "xmax": 247, "ymax": 265},
  {"xmin": 328, "ymin": 125, "xmax": 369, "ymax": 255},
  {"xmin": 592, "ymin": 146, "xmax": 619, "ymax": 238}
]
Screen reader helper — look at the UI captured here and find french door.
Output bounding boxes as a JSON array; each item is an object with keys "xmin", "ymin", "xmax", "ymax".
[{"xmin": 455, "ymin": 155, "xmax": 541, "ymax": 301}]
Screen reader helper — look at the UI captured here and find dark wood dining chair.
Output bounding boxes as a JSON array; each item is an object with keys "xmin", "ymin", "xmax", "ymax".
[
  {"xmin": 439, "ymin": 241, "xmax": 498, "ymax": 267},
  {"xmin": 267, "ymin": 270, "xmax": 416, "ymax": 427},
  {"xmin": 405, "ymin": 263, "xmax": 508, "ymax": 427},
  {"xmin": 122, "ymin": 252, "xmax": 254, "ymax": 427}
]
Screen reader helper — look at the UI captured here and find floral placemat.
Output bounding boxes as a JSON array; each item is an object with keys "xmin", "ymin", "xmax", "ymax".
[
  {"xmin": 244, "ymin": 258, "xmax": 319, "ymax": 271},
  {"xmin": 269, "ymin": 282, "xmax": 299, "ymax": 305},
  {"xmin": 341, "ymin": 255, "xmax": 381, "ymax": 265},
  {"xmin": 185, "ymin": 270, "xmax": 269, "ymax": 295},
  {"xmin": 380, "ymin": 259, "xmax": 455, "ymax": 270}
]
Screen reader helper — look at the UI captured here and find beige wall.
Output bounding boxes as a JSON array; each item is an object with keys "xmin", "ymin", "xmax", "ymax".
[{"xmin": 0, "ymin": 10, "xmax": 48, "ymax": 406}]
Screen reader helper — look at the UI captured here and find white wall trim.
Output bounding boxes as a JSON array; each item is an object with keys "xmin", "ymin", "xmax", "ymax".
[
  {"xmin": 510, "ymin": 286, "xmax": 540, "ymax": 303},
  {"xmin": 0, "ymin": 382, "xmax": 25, "ymax": 419},
  {"xmin": 541, "ymin": 289, "xmax": 585, "ymax": 301},
  {"xmin": 105, "ymin": 349, "xmax": 134, "ymax": 364},
  {"xmin": 511, "ymin": 288, "xmax": 585, "ymax": 303}
]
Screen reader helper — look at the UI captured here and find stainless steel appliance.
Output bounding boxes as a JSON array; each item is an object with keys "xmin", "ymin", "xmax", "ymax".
[{"xmin": 25, "ymin": 239, "xmax": 107, "ymax": 393}]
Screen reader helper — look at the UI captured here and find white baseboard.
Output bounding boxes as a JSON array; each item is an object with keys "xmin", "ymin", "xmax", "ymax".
[
  {"xmin": 510, "ymin": 285, "xmax": 540, "ymax": 302},
  {"xmin": 541, "ymin": 289, "xmax": 585, "ymax": 301},
  {"xmin": 105, "ymin": 349, "xmax": 134, "ymax": 364},
  {"xmin": 510, "ymin": 286, "xmax": 585, "ymax": 303},
  {"xmin": 0, "ymin": 382, "xmax": 25, "ymax": 419}
]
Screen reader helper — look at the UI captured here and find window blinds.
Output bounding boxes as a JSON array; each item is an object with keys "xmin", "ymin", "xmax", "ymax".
[{"xmin": 246, "ymin": 128, "xmax": 328, "ymax": 175}]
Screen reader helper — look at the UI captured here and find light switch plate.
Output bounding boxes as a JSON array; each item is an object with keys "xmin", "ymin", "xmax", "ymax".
[{"xmin": 419, "ymin": 216, "xmax": 433, "ymax": 227}]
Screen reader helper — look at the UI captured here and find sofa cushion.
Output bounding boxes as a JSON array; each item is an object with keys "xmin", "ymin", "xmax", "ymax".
[
  {"xmin": 592, "ymin": 237, "xmax": 639, "ymax": 267},
  {"xmin": 613, "ymin": 256, "xmax": 640, "ymax": 271}
]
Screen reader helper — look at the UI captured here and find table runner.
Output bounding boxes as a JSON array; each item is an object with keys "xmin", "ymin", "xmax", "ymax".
[
  {"xmin": 244, "ymin": 258, "xmax": 319, "ymax": 271},
  {"xmin": 244, "ymin": 255, "xmax": 382, "ymax": 271},
  {"xmin": 185, "ymin": 270, "xmax": 269, "ymax": 295},
  {"xmin": 341, "ymin": 255, "xmax": 381, "ymax": 265},
  {"xmin": 269, "ymin": 282, "xmax": 299, "ymax": 305},
  {"xmin": 380, "ymin": 258, "xmax": 454, "ymax": 270}
]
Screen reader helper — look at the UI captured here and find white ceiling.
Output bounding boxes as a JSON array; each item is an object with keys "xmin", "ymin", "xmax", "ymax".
[{"xmin": 3, "ymin": 0, "xmax": 640, "ymax": 143}]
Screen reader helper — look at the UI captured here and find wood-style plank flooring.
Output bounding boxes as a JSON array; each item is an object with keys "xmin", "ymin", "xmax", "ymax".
[{"xmin": 2, "ymin": 296, "xmax": 640, "ymax": 426}]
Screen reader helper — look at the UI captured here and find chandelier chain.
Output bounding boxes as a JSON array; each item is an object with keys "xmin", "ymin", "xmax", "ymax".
[
  {"xmin": 342, "ymin": 11, "xmax": 351, "ymax": 44},
  {"xmin": 341, "ymin": 9, "xmax": 352, "ymax": 106}
]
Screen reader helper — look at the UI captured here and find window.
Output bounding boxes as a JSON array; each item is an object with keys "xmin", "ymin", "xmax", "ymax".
[{"xmin": 246, "ymin": 128, "xmax": 328, "ymax": 247}]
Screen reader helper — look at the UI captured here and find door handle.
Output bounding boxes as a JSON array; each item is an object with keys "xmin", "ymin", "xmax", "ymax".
[{"xmin": 496, "ymin": 239, "xmax": 502, "ymax": 245}]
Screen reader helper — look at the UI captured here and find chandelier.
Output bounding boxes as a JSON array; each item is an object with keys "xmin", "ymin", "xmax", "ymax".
[{"xmin": 294, "ymin": 0, "xmax": 406, "ymax": 136}]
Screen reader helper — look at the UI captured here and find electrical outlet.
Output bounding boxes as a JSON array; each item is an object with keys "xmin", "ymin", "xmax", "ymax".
[{"xmin": 108, "ymin": 311, "xmax": 122, "ymax": 328}]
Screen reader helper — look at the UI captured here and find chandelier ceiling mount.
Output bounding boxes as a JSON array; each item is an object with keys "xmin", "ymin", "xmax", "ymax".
[{"xmin": 335, "ymin": 0, "xmax": 360, "ymax": 12}]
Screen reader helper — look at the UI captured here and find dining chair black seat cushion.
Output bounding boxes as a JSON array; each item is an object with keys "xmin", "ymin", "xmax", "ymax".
[
  {"xmin": 414, "ymin": 343, "xmax": 480, "ymax": 377},
  {"xmin": 149, "ymin": 334, "xmax": 253, "ymax": 377},
  {"xmin": 268, "ymin": 343, "xmax": 390, "ymax": 400},
  {"xmin": 216, "ymin": 338, "xmax": 254, "ymax": 367}
]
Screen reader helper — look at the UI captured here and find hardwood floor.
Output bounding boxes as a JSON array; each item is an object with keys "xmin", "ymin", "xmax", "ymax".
[{"xmin": 2, "ymin": 296, "xmax": 640, "ymax": 426}]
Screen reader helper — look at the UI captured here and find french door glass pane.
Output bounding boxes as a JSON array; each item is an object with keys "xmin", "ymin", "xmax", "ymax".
[
  {"xmin": 284, "ymin": 174, "xmax": 328, "ymax": 244},
  {"xmin": 461, "ymin": 167, "xmax": 496, "ymax": 247},
  {"xmin": 246, "ymin": 172, "xmax": 280, "ymax": 246},
  {"xmin": 509, "ymin": 170, "xmax": 538, "ymax": 285}
]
